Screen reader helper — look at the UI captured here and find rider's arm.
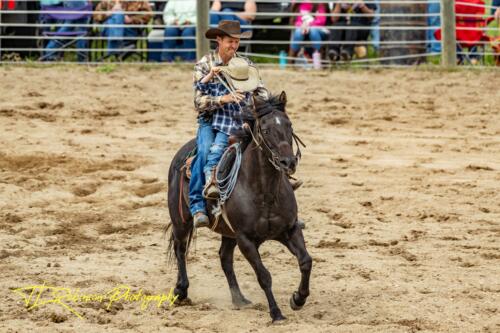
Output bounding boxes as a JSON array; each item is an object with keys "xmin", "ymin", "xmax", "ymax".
[{"xmin": 193, "ymin": 58, "xmax": 223, "ymax": 114}]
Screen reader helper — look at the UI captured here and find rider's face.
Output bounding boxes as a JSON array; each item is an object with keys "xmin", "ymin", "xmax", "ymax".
[{"xmin": 217, "ymin": 36, "xmax": 240, "ymax": 61}]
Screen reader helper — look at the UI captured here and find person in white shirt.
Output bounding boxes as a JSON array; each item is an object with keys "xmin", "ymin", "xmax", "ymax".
[
  {"xmin": 163, "ymin": 0, "xmax": 197, "ymax": 62},
  {"xmin": 210, "ymin": 0, "xmax": 256, "ymax": 33}
]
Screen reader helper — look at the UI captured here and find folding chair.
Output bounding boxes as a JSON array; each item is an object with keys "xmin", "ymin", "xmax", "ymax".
[
  {"xmin": 39, "ymin": 2, "xmax": 93, "ymax": 61},
  {"xmin": 94, "ymin": 28, "xmax": 148, "ymax": 62},
  {"xmin": 434, "ymin": 0, "xmax": 494, "ymax": 64}
]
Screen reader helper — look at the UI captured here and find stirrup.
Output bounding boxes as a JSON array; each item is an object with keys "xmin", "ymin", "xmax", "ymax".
[
  {"xmin": 203, "ymin": 169, "xmax": 219, "ymax": 199},
  {"xmin": 193, "ymin": 212, "xmax": 209, "ymax": 228},
  {"xmin": 203, "ymin": 183, "xmax": 219, "ymax": 199}
]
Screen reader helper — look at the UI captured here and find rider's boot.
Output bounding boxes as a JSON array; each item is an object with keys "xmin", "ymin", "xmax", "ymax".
[
  {"xmin": 193, "ymin": 211, "xmax": 210, "ymax": 228},
  {"xmin": 203, "ymin": 168, "xmax": 219, "ymax": 199}
]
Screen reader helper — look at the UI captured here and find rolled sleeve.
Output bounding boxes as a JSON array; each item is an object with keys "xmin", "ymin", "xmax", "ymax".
[{"xmin": 193, "ymin": 59, "xmax": 223, "ymax": 115}]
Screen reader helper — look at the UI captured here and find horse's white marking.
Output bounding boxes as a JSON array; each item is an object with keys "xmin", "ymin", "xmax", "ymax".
[{"xmin": 275, "ymin": 117, "xmax": 281, "ymax": 125}]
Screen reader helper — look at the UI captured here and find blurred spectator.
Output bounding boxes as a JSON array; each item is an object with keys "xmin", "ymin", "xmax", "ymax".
[
  {"xmin": 153, "ymin": 0, "xmax": 168, "ymax": 25},
  {"xmin": 162, "ymin": 0, "xmax": 196, "ymax": 62},
  {"xmin": 493, "ymin": 0, "xmax": 500, "ymax": 65},
  {"xmin": 493, "ymin": 0, "xmax": 500, "ymax": 20},
  {"xmin": 370, "ymin": 0, "xmax": 380, "ymax": 51},
  {"xmin": 427, "ymin": 1, "xmax": 441, "ymax": 54},
  {"xmin": 93, "ymin": 0, "xmax": 152, "ymax": 56},
  {"xmin": 289, "ymin": 2, "xmax": 328, "ymax": 59},
  {"xmin": 42, "ymin": 0, "xmax": 91, "ymax": 61},
  {"xmin": 210, "ymin": 0, "xmax": 256, "ymax": 32},
  {"xmin": 40, "ymin": 0, "xmax": 62, "ymax": 5},
  {"xmin": 328, "ymin": 1, "xmax": 376, "ymax": 62}
]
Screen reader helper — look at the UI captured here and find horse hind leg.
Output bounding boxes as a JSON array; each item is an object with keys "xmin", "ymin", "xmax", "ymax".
[
  {"xmin": 278, "ymin": 224, "xmax": 312, "ymax": 310},
  {"xmin": 219, "ymin": 236, "xmax": 252, "ymax": 307},
  {"xmin": 170, "ymin": 224, "xmax": 193, "ymax": 302},
  {"xmin": 236, "ymin": 235, "xmax": 286, "ymax": 322}
]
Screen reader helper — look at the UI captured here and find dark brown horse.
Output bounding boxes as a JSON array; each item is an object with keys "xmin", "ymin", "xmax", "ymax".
[{"xmin": 166, "ymin": 91, "xmax": 312, "ymax": 322}]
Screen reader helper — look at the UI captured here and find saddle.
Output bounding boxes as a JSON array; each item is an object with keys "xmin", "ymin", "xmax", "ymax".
[
  {"xmin": 182, "ymin": 135, "xmax": 244, "ymax": 182},
  {"xmin": 181, "ymin": 144, "xmax": 239, "ymax": 185},
  {"xmin": 179, "ymin": 142, "xmax": 243, "ymax": 234},
  {"xmin": 183, "ymin": 156, "xmax": 195, "ymax": 180}
]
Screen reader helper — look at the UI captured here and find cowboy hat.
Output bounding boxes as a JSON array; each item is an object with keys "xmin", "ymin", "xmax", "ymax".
[
  {"xmin": 205, "ymin": 20, "xmax": 252, "ymax": 39},
  {"xmin": 220, "ymin": 57, "xmax": 260, "ymax": 92}
]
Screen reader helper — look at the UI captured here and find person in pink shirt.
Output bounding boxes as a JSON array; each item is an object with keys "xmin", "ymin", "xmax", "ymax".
[{"xmin": 289, "ymin": 2, "xmax": 328, "ymax": 59}]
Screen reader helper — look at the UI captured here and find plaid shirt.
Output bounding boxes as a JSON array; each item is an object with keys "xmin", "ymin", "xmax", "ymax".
[{"xmin": 193, "ymin": 50, "xmax": 263, "ymax": 135}]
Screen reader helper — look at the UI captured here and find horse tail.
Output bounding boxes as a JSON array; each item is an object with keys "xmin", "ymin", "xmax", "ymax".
[
  {"xmin": 163, "ymin": 222, "xmax": 175, "ymax": 265},
  {"xmin": 163, "ymin": 221, "xmax": 196, "ymax": 266}
]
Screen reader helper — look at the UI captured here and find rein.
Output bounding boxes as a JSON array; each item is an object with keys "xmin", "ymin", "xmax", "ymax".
[
  {"xmin": 246, "ymin": 111, "xmax": 306, "ymax": 173},
  {"xmin": 208, "ymin": 56, "xmax": 306, "ymax": 173}
]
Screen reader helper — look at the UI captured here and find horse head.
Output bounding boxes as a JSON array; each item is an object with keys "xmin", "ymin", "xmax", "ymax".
[{"xmin": 246, "ymin": 90, "xmax": 302, "ymax": 175}]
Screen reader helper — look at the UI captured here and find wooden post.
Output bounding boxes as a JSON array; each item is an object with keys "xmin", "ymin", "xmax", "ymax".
[
  {"xmin": 196, "ymin": 0, "xmax": 210, "ymax": 60},
  {"xmin": 441, "ymin": 0, "xmax": 456, "ymax": 67}
]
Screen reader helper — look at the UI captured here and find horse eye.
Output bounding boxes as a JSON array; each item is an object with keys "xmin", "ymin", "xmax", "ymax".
[{"xmin": 262, "ymin": 129, "xmax": 269, "ymax": 134}]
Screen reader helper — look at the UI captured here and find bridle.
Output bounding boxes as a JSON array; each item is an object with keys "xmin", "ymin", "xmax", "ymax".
[{"xmin": 246, "ymin": 105, "xmax": 306, "ymax": 173}]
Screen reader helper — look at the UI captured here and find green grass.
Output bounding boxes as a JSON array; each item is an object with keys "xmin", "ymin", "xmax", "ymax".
[
  {"xmin": 248, "ymin": 55, "xmax": 279, "ymax": 64},
  {"xmin": 96, "ymin": 63, "xmax": 117, "ymax": 73}
]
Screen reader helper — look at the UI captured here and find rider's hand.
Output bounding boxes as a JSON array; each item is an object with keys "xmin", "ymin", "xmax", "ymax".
[
  {"xmin": 220, "ymin": 90, "xmax": 245, "ymax": 104},
  {"xmin": 495, "ymin": 8, "xmax": 500, "ymax": 21},
  {"xmin": 200, "ymin": 66, "xmax": 222, "ymax": 84},
  {"xmin": 210, "ymin": 66, "xmax": 222, "ymax": 77}
]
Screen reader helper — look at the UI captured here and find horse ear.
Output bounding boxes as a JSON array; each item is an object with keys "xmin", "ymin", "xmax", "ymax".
[
  {"xmin": 279, "ymin": 91, "xmax": 287, "ymax": 108},
  {"xmin": 251, "ymin": 94, "xmax": 259, "ymax": 117}
]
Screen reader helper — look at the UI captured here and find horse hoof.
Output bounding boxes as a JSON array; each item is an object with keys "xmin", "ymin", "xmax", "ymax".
[
  {"xmin": 174, "ymin": 297, "xmax": 193, "ymax": 306},
  {"xmin": 233, "ymin": 297, "xmax": 252, "ymax": 308},
  {"xmin": 272, "ymin": 314, "xmax": 287, "ymax": 323},
  {"xmin": 174, "ymin": 288, "xmax": 188, "ymax": 302},
  {"xmin": 290, "ymin": 292, "xmax": 304, "ymax": 311}
]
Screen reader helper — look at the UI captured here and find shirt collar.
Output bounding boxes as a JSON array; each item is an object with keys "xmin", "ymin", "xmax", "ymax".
[{"xmin": 212, "ymin": 49, "xmax": 224, "ymax": 66}]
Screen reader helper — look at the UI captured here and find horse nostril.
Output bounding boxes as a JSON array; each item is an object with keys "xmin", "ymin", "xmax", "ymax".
[{"xmin": 280, "ymin": 158, "xmax": 290, "ymax": 168}]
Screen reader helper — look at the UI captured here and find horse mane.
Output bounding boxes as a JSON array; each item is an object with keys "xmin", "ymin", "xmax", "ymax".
[
  {"xmin": 255, "ymin": 93, "xmax": 286, "ymax": 117},
  {"xmin": 232, "ymin": 92, "xmax": 285, "ymax": 140}
]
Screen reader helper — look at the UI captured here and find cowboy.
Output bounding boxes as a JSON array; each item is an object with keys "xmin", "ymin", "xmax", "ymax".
[
  {"xmin": 190, "ymin": 20, "xmax": 305, "ymax": 229},
  {"xmin": 189, "ymin": 20, "xmax": 262, "ymax": 228}
]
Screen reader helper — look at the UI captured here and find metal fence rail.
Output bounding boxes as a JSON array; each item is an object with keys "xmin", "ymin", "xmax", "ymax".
[{"xmin": 0, "ymin": 0, "xmax": 499, "ymax": 67}]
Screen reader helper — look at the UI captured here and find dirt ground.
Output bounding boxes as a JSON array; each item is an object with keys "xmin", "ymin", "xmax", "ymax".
[{"xmin": 0, "ymin": 65, "xmax": 499, "ymax": 333}]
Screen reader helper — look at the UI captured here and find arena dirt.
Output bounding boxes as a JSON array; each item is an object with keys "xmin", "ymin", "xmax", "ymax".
[{"xmin": 0, "ymin": 66, "xmax": 499, "ymax": 332}]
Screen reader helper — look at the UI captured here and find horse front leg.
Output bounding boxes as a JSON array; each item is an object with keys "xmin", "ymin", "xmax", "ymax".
[
  {"xmin": 278, "ymin": 224, "xmax": 312, "ymax": 310},
  {"xmin": 219, "ymin": 236, "xmax": 252, "ymax": 307},
  {"xmin": 236, "ymin": 235, "xmax": 286, "ymax": 322}
]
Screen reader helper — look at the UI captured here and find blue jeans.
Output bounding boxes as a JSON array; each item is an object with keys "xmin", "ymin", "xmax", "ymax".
[
  {"xmin": 204, "ymin": 130, "xmax": 229, "ymax": 176},
  {"xmin": 44, "ymin": 18, "xmax": 89, "ymax": 61},
  {"xmin": 103, "ymin": 12, "xmax": 139, "ymax": 55},
  {"xmin": 291, "ymin": 27, "xmax": 325, "ymax": 52},
  {"xmin": 427, "ymin": 2, "xmax": 441, "ymax": 54},
  {"xmin": 189, "ymin": 118, "xmax": 214, "ymax": 216},
  {"xmin": 210, "ymin": 8, "xmax": 251, "ymax": 32},
  {"xmin": 370, "ymin": 0, "xmax": 381, "ymax": 50},
  {"xmin": 162, "ymin": 26, "xmax": 196, "ymax": 62}
]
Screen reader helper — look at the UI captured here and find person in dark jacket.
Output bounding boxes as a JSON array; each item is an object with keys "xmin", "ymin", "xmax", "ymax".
[{"xmin": 328, "ymin": 1, "xmax": 377, "ymax": 61}]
